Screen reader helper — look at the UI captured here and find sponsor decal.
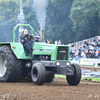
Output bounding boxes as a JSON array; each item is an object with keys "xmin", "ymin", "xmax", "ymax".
[
  {"xmin": 34, "ymin": 49, "xmax": 52, "ymax": 52},
  {"xmin": 59, "ymin": 51, "xmax": 66, "ymax": 53}
]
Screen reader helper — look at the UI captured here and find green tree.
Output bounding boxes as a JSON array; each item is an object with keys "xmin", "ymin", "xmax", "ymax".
[
  {"xmin": 0, "ymin": 0, "xmax": 19, "ymax": 42},
  {"xmin": 70, "ymin": 0, "xmax": 100, "ymax": 41},
  {"xmin": 0, "ymin": 0, "xmax": 39, "ymax": 42},
  {"xmin": 45, "ymin": 0, "xmax": 74, "ymax": 44}
]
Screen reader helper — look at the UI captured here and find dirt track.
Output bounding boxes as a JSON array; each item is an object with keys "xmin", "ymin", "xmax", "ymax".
[{"xmin": 0, "ymin": 78, "xmax": 100, "ymax": 100}]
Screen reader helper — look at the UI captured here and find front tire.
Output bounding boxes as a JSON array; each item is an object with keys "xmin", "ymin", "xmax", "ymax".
[
  {"xmin": 0, "ymin": 46, "xmax": 23, "ymax": 82},
  {"xmin": 66, "ymin": 64, "xmax": 81, "ymax": 86},
  {"xmin": 31, "ymin": 63, "xmax": 46, "ymax": 85}
]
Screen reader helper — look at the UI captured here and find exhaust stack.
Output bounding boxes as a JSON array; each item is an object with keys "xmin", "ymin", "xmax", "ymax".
[{"xmin": 42, "ymin": 30, "xmax": 44, "ymax": 42}]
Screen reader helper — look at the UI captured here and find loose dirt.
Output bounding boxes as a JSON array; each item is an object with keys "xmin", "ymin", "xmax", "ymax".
[{"xmin": 0, "ymin": 78, "xmax": 100, "ymax": 100}]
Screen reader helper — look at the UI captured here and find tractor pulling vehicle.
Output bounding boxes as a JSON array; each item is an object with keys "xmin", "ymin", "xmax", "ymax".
[{"xmin": 0, "ymin": 24, "xmax": 81, "ymax": 85}]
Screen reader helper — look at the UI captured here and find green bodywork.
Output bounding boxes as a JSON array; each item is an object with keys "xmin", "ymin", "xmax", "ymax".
[{"xmin": 0, "ymin": 24, "xmax": 70, "ymax": 61}]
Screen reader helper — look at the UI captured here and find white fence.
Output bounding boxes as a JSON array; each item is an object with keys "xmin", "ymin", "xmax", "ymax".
[{"xmin": 69, "ymin": 36, "xmax": 98, "ymax": 49}]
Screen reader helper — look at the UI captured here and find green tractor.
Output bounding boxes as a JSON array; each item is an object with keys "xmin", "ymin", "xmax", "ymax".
[{"xmin": 0, "ymin": 24, "xmax": 81, "ymax": 85}]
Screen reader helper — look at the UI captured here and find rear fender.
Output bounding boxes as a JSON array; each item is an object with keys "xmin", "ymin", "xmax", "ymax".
[{"xmin": 0, "ymin": 42, "xmax": 32, "ymax": 59}]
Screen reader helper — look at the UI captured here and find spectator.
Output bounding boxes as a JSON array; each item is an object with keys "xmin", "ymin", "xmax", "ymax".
[
  {"xmin": 57, "ymin": 40, "xmax": 61, "ymax": 45},
  {"xmin": 50, "ymin": 39, "xmax": 53, "ymax": 44},
  {"xmin": 86, "ymin": 45, "xmax": 90, "ymax": 50},
  {"xmin": 70, "ymin": 50, "xmax": 75, "ymax": 59},
  {"xmin": 97, "ymin": 41, "xmax": 100, "ymax": 47},
  {"xmin": 71, "ymin": 43, "xmax": 74, "ymax": 47},
  {"xmin": 81, "ymin": 50, "xmax": 86, "ymax": 58},
  {"xmin": 84, "ymin": 40, "xmax": 89, "ymax": 46},
  {"xmin": 55, "ymin": 41, "xmax": 58, "ymax": 45},
  {"xmin": 98, "ymin": 50, "xmax": 100, "ymax": 58},
  {"xmin": 95, "ymin": 50, "xmax": 99, "ymax": 58},
  {"xmin": 74, "ymin": 50, "xmax": 81, "ymax": 60},
  {"xmin": 73, "ymin": 45, "xmax": 77, "ymax": 52},
  {"xmin": 78, "ymin": 50, "xmax": 81, "ymax": 57},
  {"xmin": 90, "ymin": 50, "xmax": 95, "ymax": 58},
  {"xmin": 89, "ymin": 45, "xmax": 94, "ymax": 50},
  {"xmin": 91, "ymin": 42, "xmax": 95, "ymax": 47},
  {"xmin": 86, "ymin": 50, "xmax": 91, "ymax": 58},
  {"xmin": 47, "ymin": 40, "xmax": 50, "ymax": 44},
  {"xmin": 80, "ymin": 45, "xmax": 85, "ymax": 52}
]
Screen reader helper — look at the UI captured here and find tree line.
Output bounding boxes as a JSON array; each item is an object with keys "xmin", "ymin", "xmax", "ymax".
[{"xmin": 0, "ymin": 0, "xmax": 100, "ymax": 44}]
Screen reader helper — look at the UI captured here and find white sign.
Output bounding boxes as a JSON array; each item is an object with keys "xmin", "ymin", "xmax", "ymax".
[{"xmin": 80, "ymin": 58, "xmax": 100, "ymax": 65}]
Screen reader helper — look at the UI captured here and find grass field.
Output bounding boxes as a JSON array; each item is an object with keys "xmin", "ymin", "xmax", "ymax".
[{"xmin": 55, "ymin": 75, "xmax": 100, "ymax": 81}]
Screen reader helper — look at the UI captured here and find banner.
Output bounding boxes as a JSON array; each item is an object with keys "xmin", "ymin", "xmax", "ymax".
[{"xmin": 80, "ymin": 58, "xmax": 100, "ymax": 65}]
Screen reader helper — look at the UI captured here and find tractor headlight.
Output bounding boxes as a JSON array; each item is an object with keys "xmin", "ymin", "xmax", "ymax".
[
  {"xmin": 56, "ymin": 62, "xmax": 60, "ymax": 66},
  {"xmin": 66, "ymin": 62, "xmax": 70, "ymax": 66}
]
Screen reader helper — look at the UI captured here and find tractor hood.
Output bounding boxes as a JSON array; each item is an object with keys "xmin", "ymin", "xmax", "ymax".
[
  {"xmin": 0, "ymin": 42, "xmax": 70, "ymax": 61},
  {"xmin": 33, "ymin": 42, "xmax": 70, "ymax": 61}
]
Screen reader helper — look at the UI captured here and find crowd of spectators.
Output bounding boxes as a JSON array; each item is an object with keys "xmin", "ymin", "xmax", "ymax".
[
  {"xmin": 55, "ymin": 40, "xmax": 62, "ymax": 45},
  {"xmin": 35, "ymin": 31, "xmax": 62, "ymax": 45},
  {"xmin": 46, "ymin": 39, "xmax": 62, "ymax": 45},
  {"xmin": 69, "ymin": 36, "xmax": 100, "ymax": 59}
]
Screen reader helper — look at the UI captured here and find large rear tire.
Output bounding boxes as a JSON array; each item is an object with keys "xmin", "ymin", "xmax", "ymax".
[
  {"xmin": 0, "ymin": 46, "xmax": 23, "ymax": 82},
  {"xmin": 66, "ymin": 64, "xmax": 81, "ymax": 86},
  {"xmin": 45, "ymin": 74, "xmax": 54, "ymax": 83},
  {"xmin": 31, "ymin": 63, "xmax": 46, "ymax": 85}
]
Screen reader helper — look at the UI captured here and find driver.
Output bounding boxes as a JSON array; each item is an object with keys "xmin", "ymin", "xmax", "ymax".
[{"xmin": 20, "ymin": 29, "xmax": 35, "ymax": 56}]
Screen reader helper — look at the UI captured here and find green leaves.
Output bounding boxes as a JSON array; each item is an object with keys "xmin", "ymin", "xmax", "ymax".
[
  {"xmin": 45, "ymin": 0, "xmax": 73, "ymax": 44},
  {"xmin": 70, "ymin": 0, "xmax": 100, "ymax": 41},
  {"xmin": 0, "ymin": 0, "xmax": 39, "ymax": 42},
  {"xmin": 1, "ymin": 0, "xmax": 100, "ymax": 44}
]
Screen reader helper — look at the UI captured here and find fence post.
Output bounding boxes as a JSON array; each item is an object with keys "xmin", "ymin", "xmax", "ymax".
[{"xmin": 95, "ymin": 61, "xmax": 98, "ymax": 67}]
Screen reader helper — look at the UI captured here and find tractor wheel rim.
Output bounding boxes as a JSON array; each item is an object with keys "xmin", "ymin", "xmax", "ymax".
[
  {"xmin": 0, "ymin": 54, "xmax": 7, "ymax": 77},
  {"xmin": 33, "ymin": 68, "xmax": 38, "ymax": 81}
]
